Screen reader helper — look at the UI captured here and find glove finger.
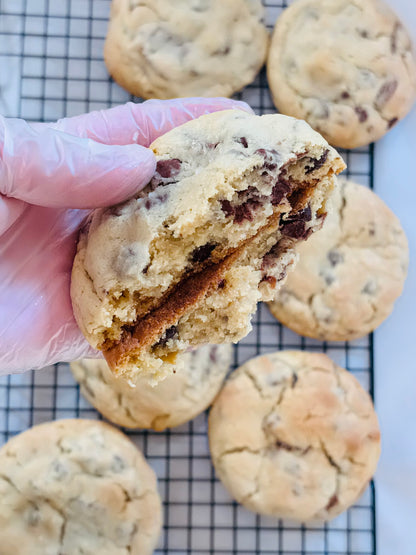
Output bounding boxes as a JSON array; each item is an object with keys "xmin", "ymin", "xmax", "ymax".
[
  {"xmin": 0, "ymin": 116, "xmax": 156, "ymax": 208},
  {"xmin": 44, "ymin": 97, "xmax": 253, "ymax": 146},
  {"xmin": 0, "ymin": 204, "xmax": 101, "ymax": 374}
]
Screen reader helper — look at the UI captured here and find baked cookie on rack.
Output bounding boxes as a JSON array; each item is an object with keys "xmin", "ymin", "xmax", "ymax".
[
  {"xmin": 0, "ymin": 419, "xmax": 162, "ymax": 554},
  {"xmin": 267, "ymin": 0, "xmax": 416, "ymax": 149},
  {"xmin": 209, "ymin": 351, "xmax": 381, "ymax": 522},
  {"xmin": 71, "ymin": 344, "xmax": 232, "ymax": 430},
  {"xmin": 268, "ymin": 178, "xmax": 409, "ymax": 341},
  {"xmin": 104, "ymin": 0, "xmax": 269, "ymax": 99},
  {"xmin": 71, "ymin": 109, "xmax": 345, "ymax": 382}
]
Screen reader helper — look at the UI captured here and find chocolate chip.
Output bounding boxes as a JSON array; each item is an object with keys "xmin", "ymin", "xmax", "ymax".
[
  {"xmin": 304, "ymin": 149, "xmax": 329, "ymax": 174},
  {"xmin": 328, "ymin": 250, "xmax": 344, "ymax": 266},
  {"xmin": 155, "ymin": 325, "xmax": 178, "ymax": 347},
  {"xmin": 220, "ymin": 199, "xmax": 234, "ymax": 218},
  {"xmin": 165, "ymin": 325, "xmax": 178, "ymax": 341},
  {"xmin": 341, "ymin": 91, "xmax": 350, "ymax": 99},
  {"xmin": 280, "ymin": 206, "xmax": 312, "ymax": 240},
  {"xmin": 255, "ymin": 148, "xmax": 280, "ymax": 171},
  {"xmin": 142, "ymin": 264, "xmax": 150, "ymax": 274},
  {"xmin": 326, "ymin": 494, "xmax": 339, "ymax": 511},
  {"xmin": 218, "ymin": 279, "xmax": 226, "ymax": 289},
  {"xmin": 261, "ymin": 251, "xmax": 278, "ymax": 271},
  {"xmin": 191, "ymin": 242, "xmax": 217, "ymax": 263},
  {"xmin": 220, "ymin": 191, "xmax": 263, "ymax": 224},
  {"xmin": 282, "ymin": 220, "xmax": 312, "ymax": 239},
  {"xmin": 375, "ymin": 80, "xmax": 398, "ymax": 109},
  {"xmin": 234, "ymin": 198, "xmax": 262, "ymax": 223},
  {"xmin": 299, "ymin": 205, "xmax": 312, "ymax": 222},
  {"xmin": 207, "ymin": 142, "xmax": 219, "ymax": 150},
  {"xmin": 388, "ymin": 117, "xmax": 399, "ymax": 129},
  {"xmin": 355, "ymin": 106, "xmax": 368, "ymax": 123},
  {"xmin": 238, "ymin": 136, "xmax": 248, "ymax": 148},
  {"xmin": 261, "ymin": 247, "xmax": 287, "ymax": 280},
  {"xmin": 156, "ymin": 159, "xmax": 182, "ymax": 179},
  {"xmin": 271, "ymin": 178, "xmax": 292, "ymax": 206}
]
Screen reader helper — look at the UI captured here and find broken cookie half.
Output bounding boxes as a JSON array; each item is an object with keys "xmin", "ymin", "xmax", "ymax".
[{"xmin": 71, "ymin": 110, "xmax": 345, "ymax": 382}]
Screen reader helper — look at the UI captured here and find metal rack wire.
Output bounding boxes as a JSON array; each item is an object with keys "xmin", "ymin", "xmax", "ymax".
[{"xmin": 0, "ymin": 1, "xmax": 376, "ymax": 553}]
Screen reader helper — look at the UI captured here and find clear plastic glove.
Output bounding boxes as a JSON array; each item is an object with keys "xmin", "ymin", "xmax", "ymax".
[{"xmin": 0, "ymin": 98, "xmax": 251, "ymax": 374}]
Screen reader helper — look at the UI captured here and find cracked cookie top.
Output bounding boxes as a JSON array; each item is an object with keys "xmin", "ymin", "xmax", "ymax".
[
  {"xmin": 71, "ymin": 344, "xmax": 232, "ymax": 431},
  {"xmin": 267, "ymin": 0, "xmax": 416, "ymax": 149},
  {"xmin": 208, "ymin": 351, "xmax": 380, "ymax": 522},
  {"xmin": 0, "ymin": 419, "xmax": 162, "ymax": 555},
  {"xmin": 268, "ymin": 178, "xmax": 409, "ymax": 341},
  {"xmin": 104, "ymin": 0, "xmax": 269, "ymax": 99}
]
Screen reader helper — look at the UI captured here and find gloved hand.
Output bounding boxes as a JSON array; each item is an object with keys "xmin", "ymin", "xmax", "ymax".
[{"xmin": 0, "ymin": 98, "xmax": 251, "ymax": 374}]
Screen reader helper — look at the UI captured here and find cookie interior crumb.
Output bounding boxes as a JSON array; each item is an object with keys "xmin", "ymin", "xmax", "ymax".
[
  {"xmin": 104, "ymin": 149, "xmax": 340, "ymax": 377},
  {"xmin": 71, "ymin": 111, "xmax": 345, "ymax": 381}
]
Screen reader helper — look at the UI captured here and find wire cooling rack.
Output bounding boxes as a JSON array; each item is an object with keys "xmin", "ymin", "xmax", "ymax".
[{"xmin": 0, "ymin": 1, "xmax": 376, "ymax": 553}]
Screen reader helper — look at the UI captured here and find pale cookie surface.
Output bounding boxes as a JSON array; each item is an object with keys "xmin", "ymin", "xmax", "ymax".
[
  {"xmin": 268, "ymin": 179, "xmax": 409, "ymax": 341},
  {"xmin": 209, "ymin": 351, "xmax": 381, "ymax": 522},
  {"xmin": 267, "ymin": 0, "xmax": 416, "ymax": 149},
  {"xmin": 71, "ymin": 344, "xmax": 232, "ymax": 430},
  {"xmin": 71, "ymin": 110, "xmax": 344, "ymax": 382},
  {"xmin": 0, "ymin": 420, "xmax": 162, "ymax": 555},
  {"xmin": 104, "ymin": 0, "xmax": 268, "ymax": 99}
]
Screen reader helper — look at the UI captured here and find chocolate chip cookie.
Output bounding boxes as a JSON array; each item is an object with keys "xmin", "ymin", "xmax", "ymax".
[
  {"xmin": 268, "ymin": 178, "xmax": 409, "ymax": 341},
  {"xmin": 71, "ymin": 109, "xmax": 345, "ymax": 382},
  {"xmin": 0, "ymin": 419, "xmax": 162, "ymax": 554},
  {"xmin": 209, "ymin": 351, "xmax": 381, "ymax": 522},
  {"xmin": 104, "ymin": 0, "xmax": 269, "ymax": 99},
  {"xmin": 71, "ymin": 344, "xmax": 232, "ymax": 430},
  {"xmin": 267, "ymin": 0, "xmax": 416, "ymax": 149}
]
